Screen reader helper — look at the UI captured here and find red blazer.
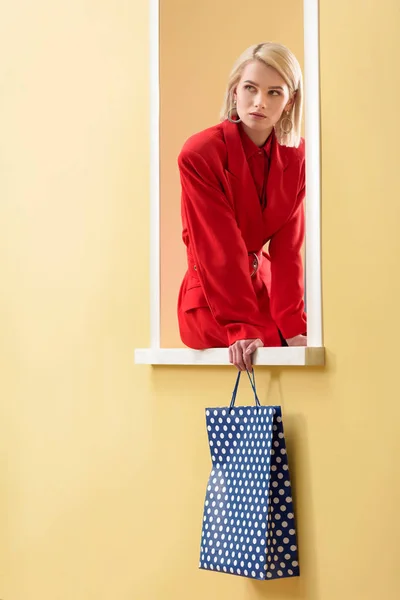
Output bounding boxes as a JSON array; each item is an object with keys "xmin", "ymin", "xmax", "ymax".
[{"xmin": 177, "ymin": 119, "xmax": 306, "ymax": 348}]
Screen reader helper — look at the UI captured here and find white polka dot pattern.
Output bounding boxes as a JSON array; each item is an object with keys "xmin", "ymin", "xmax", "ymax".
[{"xmin": 199, "ymin": 405, "xmax": 299, "ymax": 580}]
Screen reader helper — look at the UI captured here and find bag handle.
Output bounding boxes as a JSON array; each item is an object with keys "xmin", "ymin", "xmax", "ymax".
[{"xmin": 229, "ymin": 370, "xmax": 261, "ymax": 410}]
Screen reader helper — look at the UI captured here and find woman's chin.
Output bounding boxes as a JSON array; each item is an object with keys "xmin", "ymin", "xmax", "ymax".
[{"xmin": 242, "ymin": 118, "xmax": 272, "ymax": 132}]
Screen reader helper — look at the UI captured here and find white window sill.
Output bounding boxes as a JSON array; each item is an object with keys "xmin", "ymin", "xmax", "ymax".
[{"xmin": 134, "ymin": 346, "xmax": 325, "ymax": 366}]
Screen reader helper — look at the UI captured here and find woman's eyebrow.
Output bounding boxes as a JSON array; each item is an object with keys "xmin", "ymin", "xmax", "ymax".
[{"xmin": 243, "ymin": 80, "xmax": 284, "ymax": 91}]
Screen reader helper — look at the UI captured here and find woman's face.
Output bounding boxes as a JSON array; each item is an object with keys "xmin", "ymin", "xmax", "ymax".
[{"xmin": 234, "ymin": 60, "xmax": 294, "ymax": 145}]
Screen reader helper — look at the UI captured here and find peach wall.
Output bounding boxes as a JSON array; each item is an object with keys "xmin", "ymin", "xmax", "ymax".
[{"xmin": 160, "ymin": 0, "xmax": 304, "ymax": 347}]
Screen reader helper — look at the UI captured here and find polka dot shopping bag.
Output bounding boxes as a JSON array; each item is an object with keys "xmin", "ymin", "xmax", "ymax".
[{"xmin": 199, "ymin": 370, "xmax": 299, "ymax": 580}]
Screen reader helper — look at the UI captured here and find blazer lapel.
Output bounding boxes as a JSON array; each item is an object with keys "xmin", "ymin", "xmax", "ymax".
[
  {"xmin": 263, "ymin": 139, "xmax": 293, "ymax": 241},
  {"xmin": 222, "ymin": 120, "xmax": 264, "ymax": 252}
]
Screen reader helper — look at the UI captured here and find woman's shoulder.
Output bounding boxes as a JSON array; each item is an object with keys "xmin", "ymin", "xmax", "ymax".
[
  {"xmin": 280, "ymin": 137, "xmax": 305, "ymax": 163},
  {"xmin": 178, "ymin": 123, "xmax": 226, "ymax": 163}
]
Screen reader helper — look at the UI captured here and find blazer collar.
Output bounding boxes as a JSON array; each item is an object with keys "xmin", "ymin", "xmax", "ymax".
[
  {"xmin": 239, "ymin": 123, "xmax": 274, "ymax": 160},
  {"xmin": 222, "ymin": 119, "xmax": 289, "ymax": 176}
]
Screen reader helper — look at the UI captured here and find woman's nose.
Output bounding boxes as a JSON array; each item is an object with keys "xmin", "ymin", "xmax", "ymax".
[{"xmin": 254, "ymin": 93, "xmax": 266, "ymax": 108}]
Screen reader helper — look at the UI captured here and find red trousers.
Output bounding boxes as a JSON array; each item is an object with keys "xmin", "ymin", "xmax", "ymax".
[
  {"xmin": 178, "ymin": 255, "xmax": 284, "ymax": 349},
  {"xmin": 178, "ymin": 305, "xmax": 285, "ymax": 348}
]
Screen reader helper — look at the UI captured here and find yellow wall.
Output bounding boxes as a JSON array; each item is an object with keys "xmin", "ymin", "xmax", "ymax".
[
  {"xmin": 160, "ymin": 0, "xmax": 304, "ymax": 347},
  {"xmin": 1, "ymin": 1, "xmax": 400, "ymax": 600}
]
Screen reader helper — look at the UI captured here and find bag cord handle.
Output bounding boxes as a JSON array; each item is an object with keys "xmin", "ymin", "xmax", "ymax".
[{"xmin": 229, "ymin": 370, "xmax": 261, "ymax": 410}]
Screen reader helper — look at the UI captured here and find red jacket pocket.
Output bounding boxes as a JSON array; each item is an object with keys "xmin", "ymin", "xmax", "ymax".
[{"xmin": 181, "ymin": 285, "xmax": 209, "ymax": 313}]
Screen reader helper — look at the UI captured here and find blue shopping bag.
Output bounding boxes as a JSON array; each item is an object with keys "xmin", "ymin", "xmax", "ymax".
[{"xmin": 199, "ymin": 370, "xmax": 300, "ymax": 580}]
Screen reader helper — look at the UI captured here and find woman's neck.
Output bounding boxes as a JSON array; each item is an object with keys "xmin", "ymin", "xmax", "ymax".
[{"xmin": 240, "ymin": 122, "xmax": 274, "ymax": 147}]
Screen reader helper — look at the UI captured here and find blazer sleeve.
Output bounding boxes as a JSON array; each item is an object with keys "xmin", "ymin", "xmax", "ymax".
[
  {"xmin": 268, "ymin": 160, "xmax": 307, "ymax": 340},
  {"xmin": 178, "ymin": 148, "xmax": 268, "ymax": 346}
]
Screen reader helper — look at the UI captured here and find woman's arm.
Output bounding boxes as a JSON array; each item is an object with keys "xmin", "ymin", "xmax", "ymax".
[
  {"xmin": 179, "ymin": 148, "xmax": 267, "ymax": 346},
  {"xmin": 268, "ymin": 163, "xmax": 307, "ymax": 340}
]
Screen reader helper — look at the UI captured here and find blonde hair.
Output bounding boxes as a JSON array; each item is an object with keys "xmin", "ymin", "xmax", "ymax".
[{"xmin": 220, "ymin": 42, "xmax": 303, "ymax": 147}]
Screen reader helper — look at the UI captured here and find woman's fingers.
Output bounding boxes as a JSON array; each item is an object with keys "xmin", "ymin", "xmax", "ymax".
[
  {"xmin": 230, "ymin": 342, "xmax": 245, "ymax": 371},
  {"xmin": 286, "ymin": 334, "xmax": 307, "ymax": 347},
  {"xmin": 235, "ymin": 344, "xmax": 246, "ymax": 371},
  {"xmin": 242, "ymin": 342, "xmax": 254, "ymax": 372},
  {"xmin": 229, "ymin": 339, "xmax": 264, "ymax": 370},
  {"xmin": 243, "ymin": 339, "xmax": 263, "ymax": 370},
  {"xmin": 245, "ymin": 339, "xmax": 263, "ymax": 354}
]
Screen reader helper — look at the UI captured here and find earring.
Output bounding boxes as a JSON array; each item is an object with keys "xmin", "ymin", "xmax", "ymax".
[
  {"xmin": 227, "ymin": 99, "xmax": 242, "ymax": 124},
  {"xmin": 280, "ymin": 110, "xmax": 293, "ymax": 135}
]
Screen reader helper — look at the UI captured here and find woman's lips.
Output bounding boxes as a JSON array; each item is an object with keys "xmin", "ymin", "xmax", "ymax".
[{"xmin": 249, "ymin": 113, "xmax": 266, "ymax": 119}]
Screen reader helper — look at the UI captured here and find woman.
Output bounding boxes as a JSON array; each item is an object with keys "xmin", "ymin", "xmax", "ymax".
[{"xmin": 177, "ymin": 42, "xmax": 307, "ymax": 371}]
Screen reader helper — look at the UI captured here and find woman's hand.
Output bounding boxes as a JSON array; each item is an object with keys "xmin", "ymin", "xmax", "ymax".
[
  {"xmin": 286, "ymin": 334, "xmax": 307, "ymax": 346},
  {"xmin": 229, "ymin": 338, "xmax": 264, "ymax": 371}
]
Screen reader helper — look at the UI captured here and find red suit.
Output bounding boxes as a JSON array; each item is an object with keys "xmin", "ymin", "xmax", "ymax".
[{"xmin": 177, "ymin": 119, "xmax": 306, "ymax": 349}]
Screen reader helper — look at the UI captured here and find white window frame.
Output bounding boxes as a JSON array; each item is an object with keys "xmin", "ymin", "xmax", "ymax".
[{"xmin": 135, "ymin": 0, "xmax": 324, "ymax": 366}]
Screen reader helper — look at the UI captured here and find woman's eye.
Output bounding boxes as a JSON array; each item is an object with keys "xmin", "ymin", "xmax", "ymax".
[
  {"xmin": 269, "ymin": 90, "xmax": 280, "ymax": 96},
  {"xmin": 244, "ymin": 85, "xmax": 255, "ymax": 92}
]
